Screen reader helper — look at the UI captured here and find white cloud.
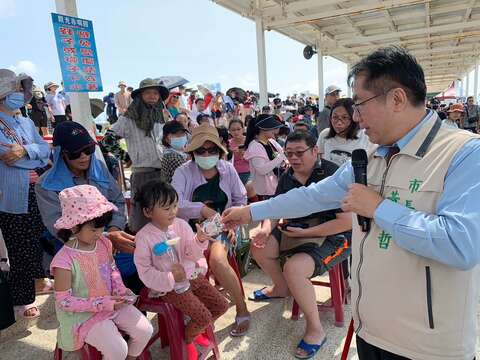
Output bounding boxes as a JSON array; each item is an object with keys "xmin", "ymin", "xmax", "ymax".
[
  {"xmin": 0, "ymin": 0, "xmax": 16, "ymax": 19},
  {"xmin": 8, "ymin": 60, "xmax": 38, "ymax": 76}
]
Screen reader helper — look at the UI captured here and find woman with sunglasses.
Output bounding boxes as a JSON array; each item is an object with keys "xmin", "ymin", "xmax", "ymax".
[
  {"xmin": 165, "ymin": 91, "xmax": 187, "ymax": 120},
  {"xmin": 0, "ymin": 69, "xmax": 50, "ymax": 320},
  {"xmin": 316, "ymin": 98, "xmax": 372, "ymax": 166},
  {"xmin": 243, "ymin": 114, "xmax": 286, "ymax": 200},
  {"xmin": 35, "ymin": 123, "xmax": 144, "ymax": 294},
  {"xmin": 172, "ymin": 124, "xmax": 251, "ymax": 337}
]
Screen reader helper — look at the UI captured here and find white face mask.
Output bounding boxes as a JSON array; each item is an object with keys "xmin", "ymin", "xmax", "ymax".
[
  {"xmin": 195, "ymin": 155, "xmax": 219, "ymax": 170},
  {"xmin": 170, "ymin": 135, "xmax": 187, "ymax": 150}
]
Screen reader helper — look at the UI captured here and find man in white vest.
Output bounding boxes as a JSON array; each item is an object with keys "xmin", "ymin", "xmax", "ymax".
[{"xmin": 223, "ymin": 46, "xmax": 480, "ymax": 360}]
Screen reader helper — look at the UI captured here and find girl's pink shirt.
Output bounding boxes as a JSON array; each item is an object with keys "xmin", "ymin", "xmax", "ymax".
[{"xmin": 134, "ymin": 218, "xmax": 209, "ymax": 293}]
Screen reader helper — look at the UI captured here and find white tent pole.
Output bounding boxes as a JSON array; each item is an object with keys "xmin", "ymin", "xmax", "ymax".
[
  {"xmin": 466, "ymin": 70, "xmax": 470, "ymax": 97},
  {"xmin": 316, "ymin": 38, "xmax": 324, "ymax": 111},
  {"xmin": 347, "ymin": 63, "xmax": 352, "ymax": 98},
  {"xmin": 54, "ymin": 0, "xmax": 95, "ymax": 135},
  {"xmin": 474, "ymin": 59, "xmax": 479, "ymax": 103},
  {"xmin": 255, "ymin": 7, "xmax": 268, "ymax": 108}
]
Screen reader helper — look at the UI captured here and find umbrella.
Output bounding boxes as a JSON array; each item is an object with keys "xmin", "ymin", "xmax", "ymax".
[
  {"xmin": 197, "ymin": 85, "xmax": 211, "ymax": 96},
  {"xmin": 226, "ymin": 87, "xmax": 247, "ymax": 104},
  {"xmin": 90, "ymin": 98, "xmax": 105, "ymax": 118},
  {"xmin": 154, "ymin": 76, "xmax": 189, "ymax": 90}
]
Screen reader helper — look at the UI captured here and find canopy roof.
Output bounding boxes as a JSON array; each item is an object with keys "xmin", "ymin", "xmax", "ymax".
[{"xmin": 213, "ymin": 0, "xmax": 480, "ymax": 92}]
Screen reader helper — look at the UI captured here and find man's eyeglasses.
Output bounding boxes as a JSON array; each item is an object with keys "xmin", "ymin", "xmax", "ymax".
[
  {"xmin": 352, "ymin": 88, "xmax": 394, "ymax": 113},
  {"xmin": 194, "ymin": 146, "xmax": 220, "ymax": 155},
  {"xmin": 172, "ymin": 96, "xmax": 179, "ymax": 99},
  {"xmin": 64, "ymin": 144, "xmax": 96, "ymax": 160},
  {"xmin": 285, "ymin": 147, "xmax": 312, "ymax": 158}
]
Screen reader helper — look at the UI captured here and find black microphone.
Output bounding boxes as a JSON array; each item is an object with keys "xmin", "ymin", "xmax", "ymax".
[{"xmin": 351, "ymin": 149, "xmax": 370, "ymax": 232}]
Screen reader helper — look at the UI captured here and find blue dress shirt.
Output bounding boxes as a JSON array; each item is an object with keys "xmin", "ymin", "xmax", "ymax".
[
  {"xmin": 251, "ymin": 110, "xmax": 480, "ymax": 270},
  {"xmin": 0, "ymin": 112, "xmax": 49, "ymax": 214}
]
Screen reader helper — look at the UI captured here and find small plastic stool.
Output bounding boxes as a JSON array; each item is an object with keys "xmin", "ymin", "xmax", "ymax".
[
  {"xmin": 204, "ymin": 248, "xmax": 245, "ymax": 297},
  {"xmin": 291, "ymin": 262, "xmax": 347, "ymax": 327},
  {"xmin": 136, "ymin": 287, "xmax": 220, "ymax": 360},
  {"xmin": 54, "ymin": 336, "xmax": 152, "ymax": 359},
  {"xmin": 54, "ymin": 343, "xmax": 100, "ymax": 360}
]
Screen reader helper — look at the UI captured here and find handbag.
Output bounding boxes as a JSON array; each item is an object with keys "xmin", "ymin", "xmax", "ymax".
[{"xmin": 0, "ymin": 259, "xmax": 15, "ymax": 330}]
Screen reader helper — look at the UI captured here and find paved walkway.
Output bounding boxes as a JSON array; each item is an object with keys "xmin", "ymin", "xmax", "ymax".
[{"xmin": 1, "ymin": 268, "xmax": 479, "ymax": 359}]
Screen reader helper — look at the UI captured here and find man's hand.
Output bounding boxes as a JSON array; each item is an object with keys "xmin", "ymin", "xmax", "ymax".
[
  {"xmin": 251, "ymin": 228, "xmax": 270, "ymax": 248},
  {"xmin": 171, "ymin": 264, "xmax": 187, "ymax": 282},
  {"xmin": 222, "ymin": 206, "xmax": 252, "ymax": 229},
  {"xmin": 0, "ymin": 143, "xmax": 26, "ymax": 166},
  {"xmin": 341, "ymin": 184, "xmax": 383, "ymax": 219},
  {"xmin": 107, "ymin": 228, "xmax": 136, "ymax": 253},
  {"xmin": 194, "ymin": 223, "xmax": 216, "ymax": 243}
]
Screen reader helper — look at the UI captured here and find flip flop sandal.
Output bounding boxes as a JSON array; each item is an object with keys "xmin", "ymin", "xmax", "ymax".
[
  {"xmin": 248, "ymin": 287, "xmax": 286, "ymax": 302},
  {"xmin": 229, "ymin": 314, "xmax": 251, "ymax": 337},
  {"xmin": 294, "ymin": 337, "xmax": 327, "ymax": 359},
  {"xmin": 15, "ymin": 305, "xmax": 40, "ymax": 320}
]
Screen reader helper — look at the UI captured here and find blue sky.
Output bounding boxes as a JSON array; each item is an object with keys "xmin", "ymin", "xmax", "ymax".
[{"xmin": 1, "ymin": 0, "xmax": 349, "ymax": 98}]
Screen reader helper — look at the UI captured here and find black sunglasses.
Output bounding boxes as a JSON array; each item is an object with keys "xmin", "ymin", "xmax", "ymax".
[
  {"xmin": 65, "ymin": 144, "xmax": 96, "ymax": 160},
  {"xmin": 194, "ymin": 146, "xmax": 220, "ymax": 155}
]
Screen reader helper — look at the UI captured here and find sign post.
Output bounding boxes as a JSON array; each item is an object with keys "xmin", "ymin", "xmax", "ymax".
[
  {"xmin": 51, "ymin": 13, "xmax": 103, "ymax": 92},
  {"xmin": 52, "ymin": 0, "xmax": 98, "ymax": 137}
]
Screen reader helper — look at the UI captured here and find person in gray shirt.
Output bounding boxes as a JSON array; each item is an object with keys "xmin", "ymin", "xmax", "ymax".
[
  {"xmin": 464, "ymin": 96, "xmax": 479, "ymax": 133},
  {"xmin": 316, "ymin": 85, "xmax": 342, "ymax": 133}
]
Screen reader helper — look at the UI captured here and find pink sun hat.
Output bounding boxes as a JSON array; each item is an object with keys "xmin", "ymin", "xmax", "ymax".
[{"xmin": 54, "ymin": 185, "xmax": 118, "ymax": 230}]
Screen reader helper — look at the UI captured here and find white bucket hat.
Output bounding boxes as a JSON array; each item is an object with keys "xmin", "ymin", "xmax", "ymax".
[{"xmin": 0, "ymin": 69, "xmax": 18, "ymax": 100}]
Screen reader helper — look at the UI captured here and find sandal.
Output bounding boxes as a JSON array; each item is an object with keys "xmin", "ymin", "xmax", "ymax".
[
  {"xmin": 15, "ymin": 305, "xmax": 40, "ymax": 320},
  {"xmin": 295, "ymin": 337, "xmax": 327, "ymax": 359},
  {"xmin": 248, "ymin": 287, "xmax": 286, "ymax": 302},
  {"xmin": 229, "ymin": 313, "xmax": 251, "ymax": 337}
]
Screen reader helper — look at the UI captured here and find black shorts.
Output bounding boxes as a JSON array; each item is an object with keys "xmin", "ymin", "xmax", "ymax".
[{"xmin": 272, "ymin": 229, "xmax": 350, "ymax": 277}]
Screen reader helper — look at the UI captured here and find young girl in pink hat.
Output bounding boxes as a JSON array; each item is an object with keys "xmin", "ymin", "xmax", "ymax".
[{"xmin": 50, "ymin": 185, "xmax": 153, "ymax": 360}]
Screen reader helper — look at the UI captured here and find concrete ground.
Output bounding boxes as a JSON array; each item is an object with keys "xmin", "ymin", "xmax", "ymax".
[{"xmin": 0, "ymin": 268, "xmax": 479, "ymax": 359}]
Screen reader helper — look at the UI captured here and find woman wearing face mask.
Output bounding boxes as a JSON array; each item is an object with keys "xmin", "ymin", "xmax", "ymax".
[
  {"xmin": 0, "ymin": 69, "xmax": 50, "ymax": 320},
  {"xmin": 159, "ymin": 120, "xmax": 189, "ymax": 183},
  {"xmin": 316, "ymin": 98, "xmax": 372, "ymax": 166},
  {"xmin": 171, "ymin": 124, "xmax": 251, "ymax": 338},
  {"xmin": 243, "ymin": 114, "xmax": 286, "ymax": 200}
]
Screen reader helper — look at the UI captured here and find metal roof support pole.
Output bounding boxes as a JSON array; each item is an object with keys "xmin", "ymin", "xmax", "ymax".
[
  {"xmin": 474, "ymin": 59, "xmax": 479, "ymax": 103},
  {"xmin": 255, "ymin": 10, "xmax": 268, "ymax": 107},
  {"xmin": 347, "ymin": 63, "xmax": 352, "ymax": 98},
  {"xmin": 316, "ymin": 38, "xmax": 324, "ymax": 111},
  {"xmin": 466, "ymin": 70, "xmax": 471, "ymax": 97}
]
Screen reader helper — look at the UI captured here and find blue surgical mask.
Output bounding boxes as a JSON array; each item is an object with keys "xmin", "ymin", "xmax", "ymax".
[
  {"xmin": 196, "ymin": 155, "xmax": 219, "ymax": 170},
  {"xmin": 170, "ymin": 135, "xmax": 187, "ymax": 150},
  {"xmin": 3, "ymin": 92, "xmax": 25, "ymax": 111}
]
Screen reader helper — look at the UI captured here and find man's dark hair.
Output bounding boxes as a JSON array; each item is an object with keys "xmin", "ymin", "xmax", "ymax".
[
  {"xmin": 467, "ymin": 96, "xmax": 474, "ymax": 101},
  {"xmin": 347, "ymin": 46, "xmax": 426, "ymax": 107},
  {"xmin": 285, "ymin": 130, "xmax": 316, "ymax": 148},
  {"xmin": 327, "ymin": 98, "xmax": 359, "ymax": 140},
  {"xmin": 195, "ymin": 98, "xmax": 205, "ymax": 105},
  {"xmin": 134, "ymin": 179, "xmax": 178, "ymax": 211}
]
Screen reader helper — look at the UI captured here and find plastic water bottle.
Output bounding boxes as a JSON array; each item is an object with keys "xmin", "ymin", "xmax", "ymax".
[{"xmin": 166, "ymin": 246, "xmax": 190, "ymax": 294}]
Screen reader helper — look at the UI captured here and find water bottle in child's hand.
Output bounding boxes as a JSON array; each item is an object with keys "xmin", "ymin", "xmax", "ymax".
[{"xmin": 200, "ymin": 213, "xmax": 224, "ymax": 239}]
